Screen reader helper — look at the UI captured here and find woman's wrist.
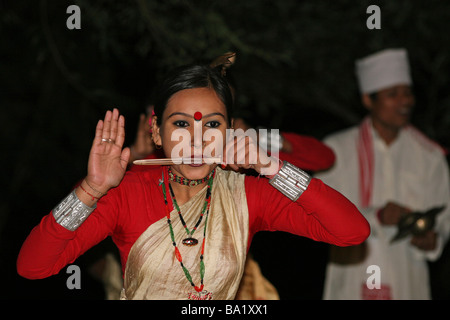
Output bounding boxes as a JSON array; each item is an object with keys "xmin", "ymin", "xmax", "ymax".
[
  {"xmin": 264, "ymin": 159, "xmax": 284, "ymax": 179},
  {"xmin": 76, "ymin": 179, "xmax": 108, "ymax": 207},
  {"xmin": 84, "ymin": 178, "xmax": 108, "ymax": 197},
  {"xmin": 53, "ymin": 190, "xmax": 96, "ymax": 231},
  {"xmin": 268, "ymin": 161, "xmax": 311, "ymax": 201}
]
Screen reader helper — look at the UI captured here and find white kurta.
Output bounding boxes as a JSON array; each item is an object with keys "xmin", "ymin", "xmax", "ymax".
[{"xmin": 316, "ymin": 119, "xmax": 450, "ymax": 300}]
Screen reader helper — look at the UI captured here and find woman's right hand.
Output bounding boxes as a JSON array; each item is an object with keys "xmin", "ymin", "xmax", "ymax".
[{"xmin": 84, "ymin": 108, "xmax": 130, "ymax": 196}]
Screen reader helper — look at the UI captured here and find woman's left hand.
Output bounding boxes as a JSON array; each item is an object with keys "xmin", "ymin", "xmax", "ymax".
[{"xmin": 223, "ymin": 133, "xmax": 280, "ymax": 177}]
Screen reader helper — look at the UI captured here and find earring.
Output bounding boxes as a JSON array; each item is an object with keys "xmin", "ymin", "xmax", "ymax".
[{"xmin": 155, "ymin": 144, "xmax": 162, "ymax": 150}]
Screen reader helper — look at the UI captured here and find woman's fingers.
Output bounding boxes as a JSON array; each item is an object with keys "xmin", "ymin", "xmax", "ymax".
[
  {"xmin": 115, "ymin": 114, "xmax": 126, "ymax": 147},
  {"xmin": 120, "ymin": 147, "xmax": 131, "ymax": 169},
  {"xmin": 222, "ymin": 133, "xmax": 277, "ymax": 175},
  {"xmin": 93, "ymin": 109, "xmax": 125, "ymax": 146},
  {"xmin": 93, "ymin": 119, "xmax": 104, "ymax": 145},
  {"xmin": 102, "ymin": 110, "xmax": 112, "ymax": 141},
  {"xmin": 224, "ymin": 135, "xmax": 256, "ymax": 168},
  {"xmin": 109, "ymin": 108, "xmax": 119, "ymax": 143}
]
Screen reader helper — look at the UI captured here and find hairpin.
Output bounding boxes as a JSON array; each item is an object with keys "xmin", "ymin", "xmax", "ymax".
[{"xmin": 209, "ymin": 52, "xmax": 236, "ymax": 76}]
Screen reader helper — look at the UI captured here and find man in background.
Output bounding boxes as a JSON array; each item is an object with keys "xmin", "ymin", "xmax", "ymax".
[{"xmin": 317, "ymin": 48, "xmax": 450, "ymax": 299}]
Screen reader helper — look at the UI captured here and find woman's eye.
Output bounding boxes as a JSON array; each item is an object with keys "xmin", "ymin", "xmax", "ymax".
[
  {"xmin": 205, "ymin": 121, "xmax": 221, "ymax": 128},
  {"xmin": 173, "ymin": 120, "xmax": 189, "ymax": 127}
]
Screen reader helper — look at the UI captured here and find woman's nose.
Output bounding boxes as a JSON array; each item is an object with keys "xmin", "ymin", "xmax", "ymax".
[{"xmin": 192, "ymin": 121, "xmax": 203, "ymax": 149}]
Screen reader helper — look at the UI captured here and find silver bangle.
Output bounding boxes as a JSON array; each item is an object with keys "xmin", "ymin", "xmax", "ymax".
[
  {"xmin": 53, "ymin": 190, "xmax": 96, "ymax": 231},
  {"xmin": 269, "ymin": 161, "xmax": 311, "ymax": 201}
]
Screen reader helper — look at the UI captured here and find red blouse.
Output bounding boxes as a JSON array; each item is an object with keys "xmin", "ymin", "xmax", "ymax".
[{"xmin": 17, "ymin": 166, "xmax": 369, "ymax": 280}]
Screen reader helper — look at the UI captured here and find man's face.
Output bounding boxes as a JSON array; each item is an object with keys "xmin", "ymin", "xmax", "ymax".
[{"xmin": 363, "ymin": 84, "xmax": 415, "ymax": 131}]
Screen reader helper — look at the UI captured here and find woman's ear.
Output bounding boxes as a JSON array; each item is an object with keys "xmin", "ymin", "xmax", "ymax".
[{"xmin": 151, "ymin": 116, "xmax": 162, "ymax": 147}]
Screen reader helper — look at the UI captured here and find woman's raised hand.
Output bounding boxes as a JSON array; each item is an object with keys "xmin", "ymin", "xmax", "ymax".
[
  {"xmin": 223, "ymin": 133, "xmax": 280, "ymax": 177},
  {"xmin": 85, "ymin": 109, "xmax": 130, "ymax": 195}
]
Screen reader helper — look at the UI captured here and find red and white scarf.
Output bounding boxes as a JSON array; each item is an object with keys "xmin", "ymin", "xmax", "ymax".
[
  {"xmin": 357, "ymin": 117, "xmax": 374, "ymax": 208},
  {"xmin": 357, "ymin": 117, "xmax": 447, "ymax": 209}
]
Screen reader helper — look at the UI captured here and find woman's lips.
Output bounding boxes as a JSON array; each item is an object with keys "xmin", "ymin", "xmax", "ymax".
[
  {"xmin": 188, "ymin": 163, "xmax": 205, "ymax": 167},
  {"xmin": 188, "ymin": 156, "xmax": 204, "ymax": 167}
]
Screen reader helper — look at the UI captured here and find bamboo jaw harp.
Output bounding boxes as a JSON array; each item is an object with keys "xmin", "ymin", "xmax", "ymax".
[{"xmin": 133, "ymin": 157, "xmax": 223, "ymax": 166}]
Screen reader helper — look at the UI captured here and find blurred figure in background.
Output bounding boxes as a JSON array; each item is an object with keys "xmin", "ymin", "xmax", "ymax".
[
  {"xmin": 233, "ymin": 117, "xmax": 335, "ymax": 173},
  {"xmin": 128, "ymin": 105, "xmax": 157, "ymax": 165},
  {"xmin": 128, "ymin": 105, "xmax": 165, "ymax": 170},
  {"xmin": 317, "ymin": 48, "xmax": 450, "ymax": 299}
]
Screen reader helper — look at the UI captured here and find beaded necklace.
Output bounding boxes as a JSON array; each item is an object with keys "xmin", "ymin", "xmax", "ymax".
[
  {"xmin": 168, "ymin": 167, "xmax": 212, "ymax": 186},
  {"xmin": 168, "ymin": 168, "xmax": 214, "ymax": 246},
  {"xmin": 160, "ymin": 168, "xmax": 215, "ymax": 300}
]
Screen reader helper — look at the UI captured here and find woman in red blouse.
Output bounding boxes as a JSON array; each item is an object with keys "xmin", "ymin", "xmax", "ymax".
[{"xmin": 17, "ymin": 63, "xmax": 369, "ymax": 300}]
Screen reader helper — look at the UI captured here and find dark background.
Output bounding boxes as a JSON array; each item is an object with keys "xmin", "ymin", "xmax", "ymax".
[{"xmin": 1, "ymin": 0, "xmax": 449, "ymax": 300}]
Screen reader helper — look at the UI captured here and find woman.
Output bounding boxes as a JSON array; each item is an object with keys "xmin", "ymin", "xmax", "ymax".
[{"xmin": 17, "ymin": 64, "xmax": 370, "ymax": 300}]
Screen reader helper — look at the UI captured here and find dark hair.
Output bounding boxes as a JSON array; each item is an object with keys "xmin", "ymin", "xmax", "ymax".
[{"xmin": 153, "ymin": 64, "xmax": 234, "ymax": 125}]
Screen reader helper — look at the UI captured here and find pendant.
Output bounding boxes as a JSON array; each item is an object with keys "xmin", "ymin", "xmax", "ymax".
[
  {"xmin": 188, "ymin": 290, "xmax": 213, "ymax": 300},
  {"xmin": 182, "ymin": 237, "xmax": 198, "ymax": 246}
]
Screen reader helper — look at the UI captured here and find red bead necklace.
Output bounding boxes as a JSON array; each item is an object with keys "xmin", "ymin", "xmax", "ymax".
[{"xmin": 160, "ymin": 168, "xmax": 215, "ymax": 299}]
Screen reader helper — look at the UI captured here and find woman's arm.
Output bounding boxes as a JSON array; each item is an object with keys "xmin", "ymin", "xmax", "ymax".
[
  {"xmin": 225, "ymin": 134, "xmax": 369, "ymax": 247},
  {"xmin": 246, "ymin": 168, "xmax": 370, "ymax": 247},
  {"xmin": 17, "ymin": 109, "xmax": 129, "ymax": 279},
  {"xmin": 16, "ymin": 199, "xmax": 117, "ymax": 279}
]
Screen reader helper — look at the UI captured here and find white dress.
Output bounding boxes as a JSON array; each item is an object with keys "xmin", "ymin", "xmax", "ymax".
[{"xmin": 316, "ymin": 118, "xmax": 450, "ymax": 300}]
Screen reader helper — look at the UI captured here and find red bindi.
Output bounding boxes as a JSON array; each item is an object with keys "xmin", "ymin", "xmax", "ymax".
[{"xmin": 194, "ymin": 111, "xmax": 202, "ymax": 121}]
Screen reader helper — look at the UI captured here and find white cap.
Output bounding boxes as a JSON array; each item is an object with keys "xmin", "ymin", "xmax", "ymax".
[{"xmin": 355, "ymin": 48, "xmax": 412, "ymax": 94}]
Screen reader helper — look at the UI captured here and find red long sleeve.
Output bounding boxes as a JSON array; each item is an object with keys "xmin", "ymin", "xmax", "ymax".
[
  {"xmin": 17, "ymin": 214, "xmax": 78, "ymax": 279},
  {"xmin": 16, "ymin": 196, "xmax": 119, "ymax": 279},
  {"xmin": 16, "ymin": 170, "xmax": 158, "ymax": 280},
  {"xmin": 245, "ymin": 176, "xmax": 370, "ymax": 248},
  {"xmin": 279, "ymin": 132, "xmax": 335, "ymax": 171},
  {"xmin": 17, "ymin": 167, "xmax": 369, "ymax": 280}
]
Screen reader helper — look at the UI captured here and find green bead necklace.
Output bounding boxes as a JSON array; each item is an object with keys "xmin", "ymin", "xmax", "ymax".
[{"xmin": 160, "ymin": 168, "xmax": 215, "ymax": 300}]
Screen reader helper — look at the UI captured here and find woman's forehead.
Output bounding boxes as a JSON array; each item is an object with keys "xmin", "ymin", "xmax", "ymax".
[{"xmin": 164, "ymin": 88, "xmax": 227, "ymax": 116}]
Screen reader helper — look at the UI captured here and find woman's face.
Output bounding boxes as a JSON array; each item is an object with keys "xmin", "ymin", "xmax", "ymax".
[{"xmin": 152, "ymin": 87, "xmax": 230, "ymax": 180}]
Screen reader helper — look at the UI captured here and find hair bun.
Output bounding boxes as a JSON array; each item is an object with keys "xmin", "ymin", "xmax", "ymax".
[{"xmin": 209, "ymin": 52, "xmax": 236, "ymax": 76}]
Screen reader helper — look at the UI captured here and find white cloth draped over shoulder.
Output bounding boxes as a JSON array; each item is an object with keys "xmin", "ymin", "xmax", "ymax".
[{"xmin": 121, "ymin": 168, "xmax": 249, "ymax": 300}]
